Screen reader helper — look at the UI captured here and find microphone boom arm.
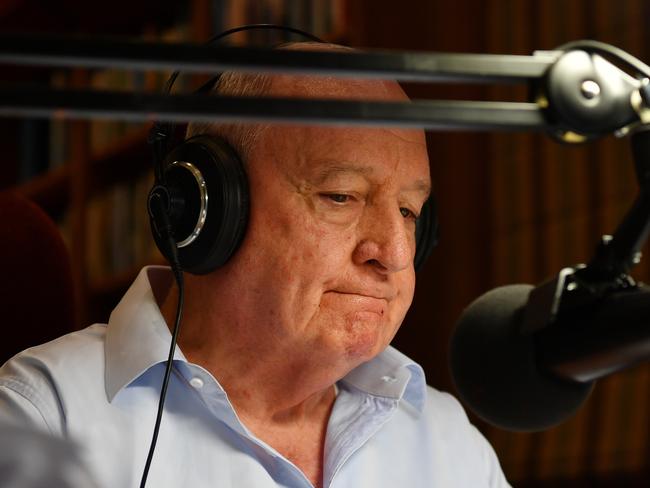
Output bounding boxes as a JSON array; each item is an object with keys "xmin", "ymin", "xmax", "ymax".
[
  {"xmin": 521, "ymin": 127, "xmax": 650, "ymax": 385},
  {"xmin": 0, "ymin": 35, "xmax": 645, "ymax": 138}
]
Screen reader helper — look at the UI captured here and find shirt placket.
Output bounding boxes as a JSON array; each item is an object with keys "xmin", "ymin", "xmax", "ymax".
[{"xmin": 178, "ymin": 363, "xmax": 317, "ymax": 488}]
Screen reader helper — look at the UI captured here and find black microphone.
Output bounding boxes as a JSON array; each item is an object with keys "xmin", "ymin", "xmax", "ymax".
[{"xmin": 449, "ymin": 281, "xmax": 650, "ymax": 432}]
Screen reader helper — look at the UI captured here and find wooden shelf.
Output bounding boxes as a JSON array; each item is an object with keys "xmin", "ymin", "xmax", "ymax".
[
  {"xmin": 15, "ymin": 164, "xmax": 70, "ymax": 218},
  {"xmin": 89, "ymin": 253, "xmax": 165, "ymax": 299},
  {"xmin": 90, "ymin": 266, "xmax": 139, "ymax": 298},
  {"xmin": 88, "ymin": 255, "xmax": 166, "ymax": 324},
  {"xmin": 16, "ymin": 125, "xmax": 153, "ymax": 217},
  {"xmin": 86, "ymin": 126, "xmax": 153, "ymax": 194},
  {"xmin": 0, "ymin": 0, "xmax": 184, "ymax": 36},
  {"xmin": 88, "ymin": 267, "xmax": 139, "ymax": 324}
]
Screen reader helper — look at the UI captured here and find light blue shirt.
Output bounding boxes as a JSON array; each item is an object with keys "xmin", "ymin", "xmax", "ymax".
[{"xmin": 0, "ymin": 266, "xmax": 509, "ymax": 487}]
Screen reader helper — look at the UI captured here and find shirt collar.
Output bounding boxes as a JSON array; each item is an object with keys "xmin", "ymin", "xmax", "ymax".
[
  {"xmin": 105, "ymin": 266, "xmax": 427, "ymax": 413},
  {"xmin": 105, "ymin": 266, "xmax": 186, "ymax": 402},
  {"xmin": 340, "ymin": 346, "xmax": 427, "ymax": 413}
]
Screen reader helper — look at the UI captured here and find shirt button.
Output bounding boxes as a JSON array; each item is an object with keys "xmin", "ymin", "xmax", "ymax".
[
  {"xmin": 381, "ymin": 375, "xmax": 397, "ymax": 383},
  {"xmin": 190, "ymin": 377, "xmax": 204, "ymax": 389}
]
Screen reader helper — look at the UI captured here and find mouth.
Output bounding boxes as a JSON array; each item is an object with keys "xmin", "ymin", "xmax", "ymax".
[{"xmin": 325, "ymin": 290, "xmax": 388, "ymax": 316}]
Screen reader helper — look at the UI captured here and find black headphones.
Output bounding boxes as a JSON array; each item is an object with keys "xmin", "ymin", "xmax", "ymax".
[{"xmin": 148, "ymin": 25, "xmax": 439, "ymax": 275}]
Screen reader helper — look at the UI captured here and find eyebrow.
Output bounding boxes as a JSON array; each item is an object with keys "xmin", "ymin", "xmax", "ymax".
[
  {"xmin": 410, "ymin": 179, "xmax": 432, "ymax": 198},
  {"xmin": 311, "ymin": 164, "xmax": 374, "ymax": 185},
  {"xmin": 311, "ymin": 162, "xmax": 431, "ymax": 196}
]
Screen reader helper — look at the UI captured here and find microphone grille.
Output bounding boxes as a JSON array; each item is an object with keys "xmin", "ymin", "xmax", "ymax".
[{"xmin": 449, "ymin": 285, "xmax": 593, "ymax": 431}]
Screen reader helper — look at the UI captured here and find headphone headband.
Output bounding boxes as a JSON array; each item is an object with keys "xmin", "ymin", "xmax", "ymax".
[{"xmin": 150, "ymin": 24, "xmax": 326, "ymax": 187}]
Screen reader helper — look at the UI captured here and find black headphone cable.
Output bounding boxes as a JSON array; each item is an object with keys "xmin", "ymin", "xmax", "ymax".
[{"xmin": 140, "ymin": 192, "xmax": 184, "ymax": 488}]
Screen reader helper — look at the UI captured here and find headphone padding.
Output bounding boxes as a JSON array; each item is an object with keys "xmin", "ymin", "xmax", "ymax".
[
  {"xmin": 161, "ymin": 135, "xmax": 249, "ymax": 274},
  {"xmin": 414, "ymin": 196, "xmax": 439, "ymax": 272}
]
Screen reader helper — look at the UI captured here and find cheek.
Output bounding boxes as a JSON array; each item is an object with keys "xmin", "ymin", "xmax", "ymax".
[
  {"xmin": 386, "ymin": 272, "xmax": 416, "ymax": 330},
  {"xmin": 239, "ymin": 208, "xmax": 345, "ymax": 310},
  {"xmin": 257, "ymin": 207, "xmax": 353, "ymax": 273}
]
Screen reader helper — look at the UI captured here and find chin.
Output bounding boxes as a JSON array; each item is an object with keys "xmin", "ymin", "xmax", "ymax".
[
  {"xmin": 316, "ymin": 300, "xmax": 403, "ymax": 366},
  {"xmin": 342, "ymin": 339, "xmax": 390, "ymax": 368},
  {"xmin": 340, "ymin": 318, "xmax": 390, "ymax": 363}
]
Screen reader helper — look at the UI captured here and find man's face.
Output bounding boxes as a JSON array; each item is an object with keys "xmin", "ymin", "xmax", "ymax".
[{"xmin": 225, "ymin": 79, "xmax": 431, "ymax": 369}]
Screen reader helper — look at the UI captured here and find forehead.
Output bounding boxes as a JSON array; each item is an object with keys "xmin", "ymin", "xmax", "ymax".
[
  {"xmin": 269, "ymin": 73, "xmax": 410, "ymax": 101},
  {"xmin": 254, "ymin": 75, "xmax": 430, "ymax": 187}
]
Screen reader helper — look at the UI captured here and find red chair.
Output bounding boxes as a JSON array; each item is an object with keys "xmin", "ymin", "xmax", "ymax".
[{"xmin": 0, "ymin": 190, "xmax": 75, "ymax": 364}]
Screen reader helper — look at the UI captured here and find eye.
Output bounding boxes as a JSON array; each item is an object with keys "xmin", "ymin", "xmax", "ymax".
[
  {"xmin": 323, "ymin": 193, "xmax": 351, "ymax": 204},
  {"xmin": 400, "ymin": 207, "xmax": 418, "ymax": 220}
]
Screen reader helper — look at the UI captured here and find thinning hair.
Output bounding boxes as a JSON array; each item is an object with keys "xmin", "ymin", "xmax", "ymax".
[
  {"xmin": 185, "ymin": 71, "xmax": 273, "ymax": 165},
  {"xmin": 185, "ymin": 42, "xmax": 354, "ymax": 165}
]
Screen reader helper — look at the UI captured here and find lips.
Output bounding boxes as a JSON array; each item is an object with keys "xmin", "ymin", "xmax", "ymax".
[
  {"xmin": 328, "ymin": 283, "xmax": 395, "ymax": 300},
  {"xmin": 325, "ymin": 290, "xmax": 389, "ymax": 315}
]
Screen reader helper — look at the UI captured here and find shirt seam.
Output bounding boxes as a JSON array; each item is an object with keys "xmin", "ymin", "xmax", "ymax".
[{"xmin": 0, "ymin": 379, "xmax": 58, "ymax": 435}]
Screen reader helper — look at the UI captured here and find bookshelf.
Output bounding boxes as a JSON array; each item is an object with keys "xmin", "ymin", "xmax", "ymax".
[
  {"xmin": 3, "ymin": 3, "xmax": 198, "ymax": 327},
  {"xmin": 3, "ymin": 0, "xmax": 349, "ymax": 327}
]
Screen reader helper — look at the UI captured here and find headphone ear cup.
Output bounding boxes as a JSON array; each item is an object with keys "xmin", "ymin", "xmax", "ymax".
[
  {"xmin": 414, "ymin": 196, "xmax": 439, "ymax": 272},
  {"xmin": 151, "ymin": 135, "xmax": 249, "ymax": 275}
]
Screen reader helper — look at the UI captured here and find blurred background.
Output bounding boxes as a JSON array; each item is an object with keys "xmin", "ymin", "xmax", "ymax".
[{"xmin": 1, "ymin": 0, "xmax": 648, "ymax": 486}]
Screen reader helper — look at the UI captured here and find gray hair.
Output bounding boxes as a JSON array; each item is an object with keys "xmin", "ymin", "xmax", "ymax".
[
  {"xmin": 185, "ymin": 71, "xmax": 273, "ymax": 165},
  {"xmin": 185, "ymin": 41, "xmax": 355, "ymax": 166}
]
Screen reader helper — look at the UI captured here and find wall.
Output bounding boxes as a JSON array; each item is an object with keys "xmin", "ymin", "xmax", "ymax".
[{"xmin": 346, "ymin": 0, "xmax": 650, "ymax": 485}]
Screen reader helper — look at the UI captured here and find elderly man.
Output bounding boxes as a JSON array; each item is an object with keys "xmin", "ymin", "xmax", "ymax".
[{"xmin": 0, "ymin": 43, "xmax": 509, "ymax": 487}]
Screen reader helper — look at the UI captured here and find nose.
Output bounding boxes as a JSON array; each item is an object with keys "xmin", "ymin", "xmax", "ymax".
[{"xmin": 353, "ymin": 202, "xmax": 414, "ymax": 274}]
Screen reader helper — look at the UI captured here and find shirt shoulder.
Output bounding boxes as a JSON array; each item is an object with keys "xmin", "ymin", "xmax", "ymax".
[
  {"xmin": 0, "ymin": 324, "xmax": 108, "ymax": 435},
  {"xmin": 421, "ymin": 384, "xmax": 472, "ymax": 424},
  {"xmin": 1, "ymin": 323, "xmax": 107, "ymax": 379}
]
